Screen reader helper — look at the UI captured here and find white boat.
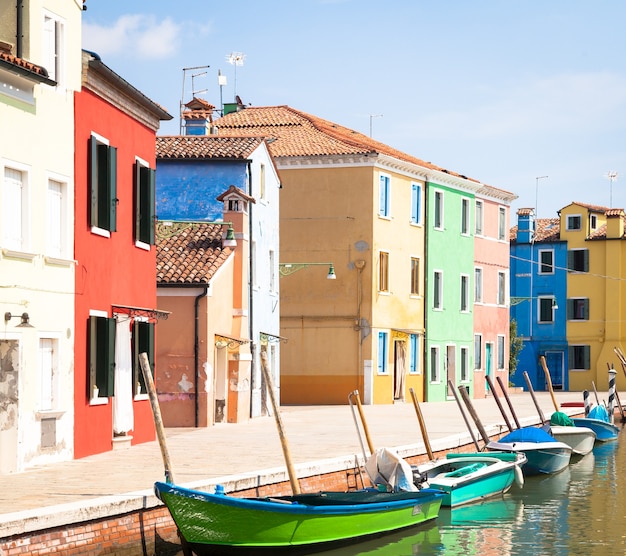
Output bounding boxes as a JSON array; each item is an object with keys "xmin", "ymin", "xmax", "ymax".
[
  {"xmin": 543, "ymin": 411, "xmax": 596, "ymax": 456},
  {"xmin": 546, "ymin": 425, "xmax": 596, "ymax": 456},
  {"xmin": 486, "ymin": 427, "xmax": 573, "ymax": 475}
]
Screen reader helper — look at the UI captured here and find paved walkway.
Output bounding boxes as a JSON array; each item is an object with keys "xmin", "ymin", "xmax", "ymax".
[{"xmin": 0, "ymin": 390, "xmax": 590, "ymax": 537}]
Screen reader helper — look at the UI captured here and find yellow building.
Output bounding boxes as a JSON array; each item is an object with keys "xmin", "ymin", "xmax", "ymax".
[
  {"xmin": 559, "ymin": 202, "xmax": 626, "ymax": 391},
  {"xmin": 216, "ymin": 106, "xmax": 476, "ymax": 404}
]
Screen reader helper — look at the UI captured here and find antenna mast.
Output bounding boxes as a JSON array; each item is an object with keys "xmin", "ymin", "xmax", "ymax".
[
  {"xmin": 226, "ymin": 52, "xmax": 246, "ymax": 101},
  {"xmin": 180, "ymin": 65, "xmax": 210, "ymax": 134}
]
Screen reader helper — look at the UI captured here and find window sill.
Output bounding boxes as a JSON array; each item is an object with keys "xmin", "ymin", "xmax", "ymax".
[
  {"xmin": 2, "ymin": 248, "xmax": 37, "ymax": 261},
  {"xmin": 134, "ymin": 393, "xmax": 149, "ymax": 401},
  {"xmin": 91, "ymin": 226, "xmax": 111, "ymax": 238},
  {"xmin": 35, "ymin": 410, "xmax": 65, "ymax": 420},
  {"xmin": 134, "ymin": 240, "xmax": 151, "ymax": 251},
  {"xmin": 44, "ymin": 256, "xmax": 76, "ymax": 267},
  {"xmin": 90, "ymin": 396, "xmax": 108, "ymax": 406}
]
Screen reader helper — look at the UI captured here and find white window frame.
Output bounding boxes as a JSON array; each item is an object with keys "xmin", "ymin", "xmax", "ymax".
[
  {"xmin": 433, "ymin": 190, "xmax": 444, "ymax": 230},
  {"xmin": 43, "ymin": 10, "xmax": 65, "ymax": 89},
  {"xmin": 38, "ymin": 336, "xmax": 60, "ymax": 412},
  {"xmin": 498, "ymin": 206, "xmax": 506, "ymax": 240},
  {"xmin": 461, "ymin": 197, "xmax": 470, "ymax": 235},
  {"xmin": 538, "ymin": 249, "xmax": 554, "ymax": 275},
  {"xmin": 433, "ymin": 269, "xmax": 443, "ymax": 310},
  {"xmin": 497, "ymin": 271, "xmax": 507, "ymax": 306},
  {"xmin": 566, "ymin": 214, "xmax": 582, "ymax": 231},
  {"xmin": 497, "ymin": 334, "xmax": 506, "ymax": 370},
  {"xmin": 538, "ymin": 296, "xmax": 556, "ymax": 323},
  {"xmin": 460, "ymin": 346, "xmax": 469, "ymax": 382},
  {"xmin": 430, "ymin": 345, "xmax": 440, "ymax": 383},
  {"xmin": 474, "ymin": 334, "xmax": 482, "ymax": 370},
  {"xmin": 474, "ymin": 267, "xmax": 483, "ymax": 303},
  {"xmin": 2, "ymin": 160, "xmax": 31, "ymax": 253},
  {"xmin": 379, "ymin": 251, "xmax": 389, "ymax": 293},
  {"xmin": 460, "ymin": 273, "xmax": 470, "ymax": 312},
  {"xmin": 475, "ymin": 200, "xmax": 484, "ymax": 236},
  {"xmin": 410, "ymin": 256, "xmax": 420, "ymax": 296}
]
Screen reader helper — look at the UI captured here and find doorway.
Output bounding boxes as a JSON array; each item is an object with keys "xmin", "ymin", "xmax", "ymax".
[{"xmin": 544, "ymin": 351, "xmax": 564, "ymax": 390}]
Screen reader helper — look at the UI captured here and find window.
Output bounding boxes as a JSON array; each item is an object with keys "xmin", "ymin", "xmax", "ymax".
[
  {"xmin": 2, "ymin": 165, "xmax": 29, "ymax": 251},
  {"xmin": 434, "ymin": 190, "xmax": 443, "ymax": 229},
  {"xmin": 409, "ymin": 334, "xmax": 420, "ymax": 374},
  {"xmin": 568, "ymin": 249, "xmax": 589, "ymax": 272},
  {"xmin": 474, "ymin": 334, "xmax": 482, "ymax": 369},
  {"xmin": 377, "ymin": 332, "xmax": 388, "ymax": 374},
  {"xmin": 460, "ymin": 347, "xmax": 469, "ymax": 381},
  {"xmin": 43, "ymin": 12, "xmax": 64, "ymax": 87},
  {"xmin": 538, "ymin": 250, "xmax": 554, "ymax": 274},
  {"xmin": 474, "ymin": 268, "xmax": 483, "ymax": 303},
  {"xmin": 567, "ymin": 215, "xmax": 582, "ymax": 230},
  {"xmin": 567, "ymin": 298, "xmax": 589, "ymax": 320},
  {"xmin": 411, "ymin": 183, "xmax": 422, "ymax": 224},
  {"xmin": 569, "ymin": 345, "xmax": 590, "ymax": 370},
  {"xmin": 461, "ymin": 198, "xmax": 470, "ymax": 235},
  {"xmin": 538, "ymin": 297, "xmax": 556, "ymax": 323},
  {"xmin": 46, "ymin": 178, "xmax": 68, "ymax": 258},
  {"xmin": 497, "ymin": 335, "xmax": 505, "ymax": 370},
  {"xmin": 460, "ymin": 274, "xmax": 469, "ymax": 312},
  {"xmin": 590, "ymin": 214, "xmax": 597, "ymax": 229},
  {"xmin": 89, "ymin": 315, "xmax": 115, "ymax": 398},
  {"xmin": 379, "ymin": 251, "xmax": 389, "ymax": 292},
  {"xmin": 433, "ymin": 270, "xmax": 443, "ymax": 309},
  {"xmin": 260, "ymin": 163, "xmax": 266, "ymax": 200},
  {"xmin": 134, "ymin": 159, "xmax": 155, "ymax": 246},
  {"xmin": 269, "ymin": 249, "xmax": 276, "ymax": 292},
  {"xmin": 497, "ymin": 271, "xmax": 506, "ymax": 305},
  {"xmin": 89, "ymin": 134, "xmax": 117, "ymax": 233},
  {"xmin": 133, "ymin": 320, "xmax": 155, "ymax": 396},
  {"xmin": 430, "ymin": 346, "xmax": 440, "ymax": 382},
  {"xmin": 379, "ymin": 175, "xmax": 390, "ymax": 217},
  {"xmin": 39, "ymin": 338, "xmax": 59, "ymax": 411},
  {"xmin": 410, "ymin": 257, "xmax": 420, "ymax": 295},
  {"xmin": 498, "ymin": 207, "xmax": 506, "ymax": 240},
  {"xmin": 475, "ymin": 200, "xmax": 484, "ymax": 235}
]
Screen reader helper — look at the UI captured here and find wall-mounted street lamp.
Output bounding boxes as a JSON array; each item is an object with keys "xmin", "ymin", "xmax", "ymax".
[
  {"xmin": 4, "ymin": 312, "xmax": 34, "ymax": 327},
  {"xmin": 279, "ymin": 263, "xmax": 336, "ymax": 279},
  {"xmin": 157, "ymin": 220, "xmax": 236, "ymax": 247}
]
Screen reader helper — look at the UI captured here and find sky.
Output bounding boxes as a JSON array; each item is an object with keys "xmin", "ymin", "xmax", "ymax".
[{"xmin": 82, "ymin": 1, "xmax": 626, "ymax": 220}]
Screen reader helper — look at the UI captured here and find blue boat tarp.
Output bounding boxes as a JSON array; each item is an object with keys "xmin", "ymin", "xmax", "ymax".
[
  {"xmin": 499, "ymin": 427, "xmax": 557, "ymax": 444},
  {"xmin": 588, "ymin": 405, "xmax": 610, "ymax": 422}
]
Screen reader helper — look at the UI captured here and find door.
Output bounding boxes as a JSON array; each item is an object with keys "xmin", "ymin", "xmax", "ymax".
[
  {"xmin": 393, "ymin": 340, "xmax": 406, "ymax": 401},
  {"xmin": 446, "ymin": 345, "xmax": 456, "ymax": 397},
  {"xmin": 485, "ymin": 343, "xmax": 493, "ymax": 385},
  {"xmin": 545, "ymin": 351, "xmax": 564, "ymax": 390}
]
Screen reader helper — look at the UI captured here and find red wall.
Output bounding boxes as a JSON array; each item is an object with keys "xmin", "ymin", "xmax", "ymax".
[{"xmin": 74, "ymin": 88, "xmax": 158, "ymax": 458}]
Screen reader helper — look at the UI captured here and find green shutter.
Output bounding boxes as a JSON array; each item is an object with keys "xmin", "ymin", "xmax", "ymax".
[
  {"xmin": 566, "ymin": 299, "xmax": 573, "ymax": 320},
  {"xmin": 91, "ymin": 316, "xmax": 116, "ymax": 397},
  {"xmin": 109, "ymin": 146, "xmax": 117, "ymax": 232},
  {"xmin": 134, "ymin": 321, "xmax": 155, "ymax": 392},
  {"xmin": 88, "ymin": 316, "xmax": 97, "ymax": 397},
  {"xmin": 567, "ymin": 250, "xmax": 574, "ymax": 271},
  {"xmin": 148, "ymin": 168, "xmax": 155, "ymax": 245},
  {"xmin": 583, "ymin": 345, "xmax": 591, "ymax": 370},
  {"xmin": 583, "ymin": 299, "xmax": 590, "ymax": 320},
  {"xmin": 89, "ymin": 137, "xmax": 98, "ymax": 227},
  {"xmin": 583, "ymin": 249, "xmax": 589, "ymax": 272},
  {"xmin": 134, "ymin": 162, "xmax": 142, "ymax": 242}
]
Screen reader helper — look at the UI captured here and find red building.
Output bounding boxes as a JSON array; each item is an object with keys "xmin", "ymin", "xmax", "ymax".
[{"xmin": 73, "ymin": 50, "xmax": 172, "ymax": 458}]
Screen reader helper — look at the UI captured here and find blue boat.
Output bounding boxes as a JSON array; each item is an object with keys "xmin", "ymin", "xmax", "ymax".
[
  {"xmin": 486, "ymin": 427, "xmax": 572, "ymax": 475},
  {"xmin": 571, "ymin": 405, "xmax": 620, "ymax": 443}
]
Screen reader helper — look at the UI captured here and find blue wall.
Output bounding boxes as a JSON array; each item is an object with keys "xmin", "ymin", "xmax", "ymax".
[{"xmin": 156, "ymin": 159, "xmax": 248, "ymax": 221}]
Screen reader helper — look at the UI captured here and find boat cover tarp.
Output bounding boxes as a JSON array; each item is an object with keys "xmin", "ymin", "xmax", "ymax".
[
  {"xmin": 364, "ymin": 447, "xmax": 418, "ymax": 492},
  {"xmin": 499, "ymin": 427, "xmax": 556, "ymax": 444},
  {"xmin": 550, "ymin": 411, "xmax": 575, "ymax": 427},
  {"xmin": 588, "ymin": 404, "xmax": 610, "ymax": 422}
]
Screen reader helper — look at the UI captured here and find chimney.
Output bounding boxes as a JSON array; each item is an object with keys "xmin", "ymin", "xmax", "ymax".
[
  {"xmin": 182, "ymin": 97, "xmax": 215, "ymax": 136},
  {"xmin": 606, "ymin": 208, "xmax": 625, "ymax": 239},
  {"xmin": 516, "ymin": 208, "xmax": 535, "ymax": 244}
]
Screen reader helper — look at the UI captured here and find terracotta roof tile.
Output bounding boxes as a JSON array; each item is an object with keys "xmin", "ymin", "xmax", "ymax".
[
  {"xmin": 214, "ymin": 106, "xmax": 486, "ymax": 183},
  {"xmin": 156, "ymin": 135, "xmax": 266, "ymax": 159},
  {"xmin": 516, "ymin": 208, "xmax": 534, "ymax": 216},
  {"xmin": 605, "ymin": 208, "xmax": 624, "ymax": 217},
  {"xmin": 0, "ymin": 51, "xmax": 49, "ymax": 78},
  {"xmin": 510, "ymin": 217, "xmax": 560, "ymax": 243},
  {"xmin": 156, "ymin": 222, "xmax": 231, "ymax": 284},
  {"xmin": 561, "ymin": 201, "xmax": 610, "ymax": 213}
]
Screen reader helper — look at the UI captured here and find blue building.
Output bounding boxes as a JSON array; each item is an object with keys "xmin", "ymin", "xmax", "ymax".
[{"xmin": 510, "ymin": 209, "xmax": 569, "ymax": 391}]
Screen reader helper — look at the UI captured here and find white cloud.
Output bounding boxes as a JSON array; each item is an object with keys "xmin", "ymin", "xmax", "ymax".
[{"xmin": 83, "ymin": 15, "xmax": 183, "ymax": 59}]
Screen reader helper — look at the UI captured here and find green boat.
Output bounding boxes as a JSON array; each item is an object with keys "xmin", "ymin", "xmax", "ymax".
[{"xmin": 155, "ymin": 482, "xmax": 445, "ymax": 555}]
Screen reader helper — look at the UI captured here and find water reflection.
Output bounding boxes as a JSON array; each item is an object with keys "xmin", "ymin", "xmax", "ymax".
[{"xmin": 311, "ymin": 439, "xmax": 624, "ymax": 555}]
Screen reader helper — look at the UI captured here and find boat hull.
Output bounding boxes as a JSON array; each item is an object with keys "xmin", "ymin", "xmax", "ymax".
[
  {"xmin": 413, "ymin": 453, "xmax": 525, "ymax": 507},
  {"xmin": 571, "ymin": 418, "xmax": 620, "ymax": 442},
  {"xmin": 486, "ymin": 441, "xmax": 572, "ymax": 475},
  {"xmin": 548, "ymin": 425, "xmax": 596, "ymax": 455},
  {"xmin": 155, "ymin": 482, "xmax": 444, "ymax": 554}
]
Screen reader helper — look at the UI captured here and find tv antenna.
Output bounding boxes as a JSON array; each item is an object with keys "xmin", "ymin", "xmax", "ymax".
[
  {"xmin": 606, "ymin": 171, "xmax": 619, "ymax": 208},
  {"xmin": 226, "ymin": 52, "xmax": 246, "ymax": 101},
  {"xmin": 218, "ymin": 70, "xmax": 227, "ymax": 116},
  {"xmin": 369, "ymin": 114, "xmax": 383, "ymax": 138},
  {"xmin": 180, "ymin": 65, "xmax": 210, "ymax": 134}
]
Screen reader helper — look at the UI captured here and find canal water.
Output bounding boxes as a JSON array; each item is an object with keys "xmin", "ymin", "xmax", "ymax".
[{"xmin": 319, "ymin": 436, "xmax": 626, "ymax": 555}]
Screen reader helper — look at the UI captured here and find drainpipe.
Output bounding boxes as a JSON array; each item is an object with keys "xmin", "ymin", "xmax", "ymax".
[
  {"xmin": 194, "ymin": 286, "xmax": 208, "ymax": 427},
  {"xmin": 16, "ymin": 0, "xmax": 23, "ymax": 58},
  {"xmin": 247, "ymin": 160, "xmax": 256, "ymax": 418}
]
